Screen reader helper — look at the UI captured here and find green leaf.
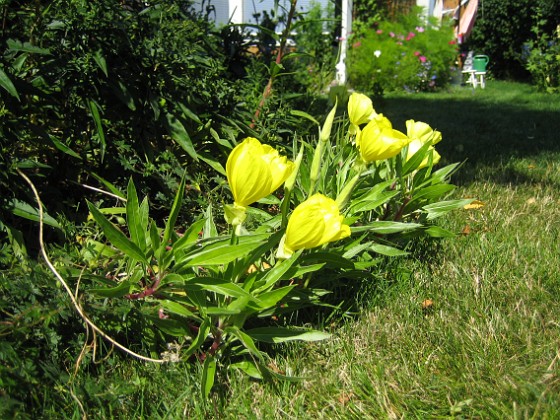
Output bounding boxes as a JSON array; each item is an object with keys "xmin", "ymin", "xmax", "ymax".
[
  {"xmin": 9, "ymin": 199, "xmax": 60, "ymax": 229},
  {"xmin": 370, "ymin": 243, "xmax": 409, "ymax": 257},
  {"xmin": 6, "ymin": 39, "xmax": 50, "ymax": 54},
  {"xmin": 115, "ymin": 80, "xmax": 136, "ymax": 111},
  {"xmin": 252, "ymin": 254, "xmax": 299, "ymax": 294},
  {"xmin": 93, "ymin": 50, "xmax": 108, "ymax": 77},
  {"xmin": 290, "ymin": 109, "xmax": 319, "ymax": 126},
  {"xmin": 409, "ymin": 184, "xmax": 455, "ymax": 203},
  {"xmin": 88, "ymin": 99, "xmax": 106, "ymax": 163},
  {"xmin": 351, "ymin": 180, "xmax": 396, "ymax": 212},
  {"xmin": 159, "ymin": 300, "xmax": 200, "ymax": 320},
  {"xmin": 126, "ymin": 179, "xmax": 147, "ymax": 250},
  {"xmin": 252, "ymin": 285, "xmax": 294, "ymax": 310},
  {"xmin": 184, "ymin": 319, "xmax": 210, "ymax": 357},
  {"xmin": 299, "ymin": 252, "xmax": 355, "ymax": 269},
  {"xmin": 178, "ymin": 103, "xmax": 202, "ymax": 124},
  {"xmin": 350, "ymin": 190, "xmax": 399, "ymax": 213},
  {"xmin": 423, "ymin": 199, "xmax": 474, "ymax": 220},
  {"xmin": 424, "ymin": 226, "xmax": 456, "ymax": 238},
  {"xmin": 48, "ymin": 135, "xmax": 81, "ymax": 159},
  {"xmin": 0, "ymin": 68, "xmax": 20, "ymax": 100},
  {"xmin": 150, "ymin": 317, "xmax": 192, "ymax": 336},
  {"xmin": 89, "ymin": 280, "xmax": 133, "ymax": 298},
  {"xmin": 184, "ymin": 241, "xmax": 266, "ymax": 267},
  {"xmin": 402, "ymin": 141, "xmax": 432, "ymax": 175},
  {"xmin": 225, "ymin": 326, "xmax": 264, "ymax": 361},
  {"xmin": 149, "ymin": 221, "xmax": 161, "ymax": 254},
  {"xmin": 203, "ymin": 204, "xmax": 217, "ymax": 238},
  {"xmin": 201, "ymin": 356, "xmax": 216, "ymax": 401},
  {"xmin": 188, "ymin": 278, "xmax": 255, "ymax": 300},
  {"xmin": 87, "ymin": 201, "xmax": 149, "ymax": 264},
  {"xmin": 205, "ymin": 307, "xmax": 241, "ymax": 315},
  {"xmin": 198, "ymin": 153, "xmax": 226, "ymax": 176},
  {"xmin": 172, "ymin": 219, "xmax": 205, "ymax": 253},
  {"xmin": 246, "ymin": 327, "xmax": 331, "ymax": 343},
  {"xmin": 90, "ymin": 172, "xmax": 125, "ymax": 199},
  {"xmin": 160, "ymin": 175, "xmax": 186, "ymax": 258},
  {"xmin": 165, "ymin": 113, "xmax": 198, "ymax": 160},
  {"xmin": 229, "ymin": 361, "xmax": 263, "ymax": 379},
  {"xmin": 351, "ymin": 221, "xmax": 422, "ymax": 235}
]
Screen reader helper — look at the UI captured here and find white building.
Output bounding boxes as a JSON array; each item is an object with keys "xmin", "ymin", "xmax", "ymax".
[{"xmin": 192, "ymin": 0, "xmax": 333, "ymax": 27}]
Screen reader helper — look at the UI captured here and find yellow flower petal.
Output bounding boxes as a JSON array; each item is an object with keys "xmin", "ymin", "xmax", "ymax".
[
  {"xmin": 226, "ymin": 137, "xmax": 294, "ymax": 208},
  {"xmin": 406, "ymin": 119, "xmax": 442, "ymax": 145},
  {"xmin": 283, "ymin": 194, "xmax": 351, "ymax": 255},
  {"xmin": 348, "ymin": 92, "xmax": 376, "ymax": 134},
  {"xmin": 358, "ymin": 118, "xmax": 411, "ymax": 162}
]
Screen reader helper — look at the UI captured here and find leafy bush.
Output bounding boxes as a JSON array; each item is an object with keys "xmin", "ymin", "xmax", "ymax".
[
  {"xmin": 74, "ymin": 92, "xmax": 469, "ymax": 399},
  {"xmin": 0, "ymin": 0, "xmax": 244, "ymax": 249},
  {"xmin": 524, "ymin": 9, "xmax": 560, "ymax": 93},
  {"xmin": 347, "ymin": 8, "xmax": 457, "ymax": 93}
]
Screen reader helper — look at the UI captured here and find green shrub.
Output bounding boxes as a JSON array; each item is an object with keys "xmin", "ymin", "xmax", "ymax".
[
  {"xmin": 0, "ymin": 0, "xmax": 243, "ymax": 249},
  {"xmin": 347, "ymin": 8, "xmax": 457, "ymax": 93},
  {"xmin": 524, "ymin": 7, "xmax": 560, "ymax": 93}
]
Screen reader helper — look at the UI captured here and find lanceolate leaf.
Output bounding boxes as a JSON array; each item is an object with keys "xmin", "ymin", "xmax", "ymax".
[
  {"xmin": 88, "ymin": 99, "xmax": 106, "ymax": 163},
  {"xmin": 165, "ymin": 113, "xmax": 198, "ymax": 160},
  {"xmin": 87, "ymin": 201, "xmax": 149, "ymax": 265},
  {"xmin": 423, "ymin": 199, "xmax": 474, "ymax": 220},
  {"xmin": 245, "ymin": 327, "xmax": 331, "ymax": 343},
  {"xmin": 161, "ymin": 174, "xmax": 186, "ymax": 256},
  {"xmin": 9, "ymin": 199, "xmax": 60, "ymax": 229},
  {"xmin": 0, "ymin": 68, "xmax": 20, "ymax": 100},
  {"xmin": 351, "ymin": 221, "xmax": 422, "ymax": 235},
  {"xmin": 48, "ymin": 135, "xmax": 81, "ymax": 159},
  {"xmin": 126, "ymin": 179, "xmax": 147, "ymax": 250},
  {"xmin": 201, "ymin": 356, "xmax": 217, "ymax": 401},
  {"xmin": 183, "ymin": 241, "xmax": 266, "ymax": 267}
]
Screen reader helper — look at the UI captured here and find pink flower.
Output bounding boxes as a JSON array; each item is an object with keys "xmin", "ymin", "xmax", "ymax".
[
  {"xmin": 419, "ymin": 55, "xmax": 427, "ymax": 63},
  {"xmin": 376, "ymin": 29, "xmax": 383, "ymax": 35},
  {"xmin": 414, "ymin": 51, "xmax": 420, "ymax": 56},
  {"xmin": 353, "ymin": 41, "xmax": 362, "ymax": 48},
  {"xmin": 415, "ymin": 26, "xmax": 425, "ymax": 33},
  {"xmin": 389, "ymin": 32, "xmax": 395, "ymax": 38}
]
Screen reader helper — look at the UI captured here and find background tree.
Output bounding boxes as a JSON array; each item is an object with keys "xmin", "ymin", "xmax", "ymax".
[{"xmin": 467, "ymin": 0, "xmax": 560, "ymax": 80}]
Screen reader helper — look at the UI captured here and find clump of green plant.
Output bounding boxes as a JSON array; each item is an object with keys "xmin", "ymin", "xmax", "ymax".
[
  {"xmin": 524, "ymin": 7, "xmax": 560, "ymax": 93},
  {"xmin": 73, "ymin": 91, "xmax": 469, "ymax": 399},
  {"xmin": 347, "ymin": 7, "xmax": 457, "ymax": 93}
]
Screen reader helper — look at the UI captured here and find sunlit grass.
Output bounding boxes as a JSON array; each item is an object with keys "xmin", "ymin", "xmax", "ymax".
[{"xmin": 214, "ymin": 81, "xmax": 560, "ymax": 418}]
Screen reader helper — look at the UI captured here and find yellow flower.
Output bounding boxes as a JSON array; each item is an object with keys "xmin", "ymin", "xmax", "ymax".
[
  {"xmin": 357, "ymin": 116, "xmax": 411, "ymax": 162},
  {"xmin": 278, "ymin": 194, "xmax": 351, "ymax": 258},
  {"xmin": 406, "ymin": 138, "xmax": 441, "ymax": 169},
  {"xmin": 225, "ymin": 138, "xmax": 294, "ymax": 224},
  {"xmin": 405, "ymin": 120, "xmax": 442, "ymax": 169},
  {"xmin": 348, "ymin": 92, "xmax": 376, "ymax": 135},
  {"xmin": 405, "ymin": 120, "xmax": 442, "ymax": 145}
]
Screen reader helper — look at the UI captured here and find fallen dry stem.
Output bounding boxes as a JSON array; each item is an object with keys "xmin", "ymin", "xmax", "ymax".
[{"xmin": 18, "ymin": 168, "xmax": 167, "ymax": 364}]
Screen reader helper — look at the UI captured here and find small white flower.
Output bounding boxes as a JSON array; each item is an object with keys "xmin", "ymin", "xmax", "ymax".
[{"xmin": 374, "ymin": 50, "xmax": 382, "ymax": 58}]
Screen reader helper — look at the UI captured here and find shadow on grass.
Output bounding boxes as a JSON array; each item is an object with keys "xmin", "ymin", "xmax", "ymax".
[{"xmin": 375, "ymin": 83, "xmax": 560, "ymax": 186}]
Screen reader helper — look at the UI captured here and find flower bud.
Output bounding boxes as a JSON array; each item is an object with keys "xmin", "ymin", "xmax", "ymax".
[{"xmin": 277, "ymin": 194, "xmax": 351, "ymax": 258}]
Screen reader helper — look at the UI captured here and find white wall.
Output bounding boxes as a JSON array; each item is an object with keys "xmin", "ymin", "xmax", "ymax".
[{"xmin": 192, "ymin": 0, "xmax": 332, "ymax": 27}]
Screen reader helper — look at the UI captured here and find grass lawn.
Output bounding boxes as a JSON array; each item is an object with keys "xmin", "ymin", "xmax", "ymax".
[
  {"xmin": 3, "ymin": 81, "xmax": 560, "ymax": 418},
  {"xmin": 215, "ymin": 81, "xmax": 560, "ymax": 418}
]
